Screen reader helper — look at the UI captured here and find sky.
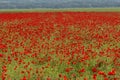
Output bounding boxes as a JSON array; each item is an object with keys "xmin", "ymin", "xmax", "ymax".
[{"xmin": 0, "ymin": 0, "xmax": 120, "ymax": 9}]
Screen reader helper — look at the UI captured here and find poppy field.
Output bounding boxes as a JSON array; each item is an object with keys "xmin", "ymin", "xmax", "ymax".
[{"xmin": 0, "ymin": 12, "xmax": 120, "ymax": 80}]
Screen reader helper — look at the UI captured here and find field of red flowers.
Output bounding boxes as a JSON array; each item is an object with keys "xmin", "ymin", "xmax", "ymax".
[{"xmin": 0, "ymin": 12, "xmax": 120, "ymax": 80}]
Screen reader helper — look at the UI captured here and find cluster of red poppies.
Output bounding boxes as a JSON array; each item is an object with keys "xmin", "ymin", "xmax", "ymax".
[{"xmin": 0, "ymin": 12, "xmax": 120, "ymax": 80}]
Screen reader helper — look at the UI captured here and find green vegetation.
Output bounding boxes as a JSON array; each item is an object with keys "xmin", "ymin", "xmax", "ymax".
[{"xmin": 0, "ymin": 7, "xmax": 120, "ymax": 12}]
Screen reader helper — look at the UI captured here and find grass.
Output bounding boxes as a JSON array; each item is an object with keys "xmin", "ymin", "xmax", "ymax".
[{"xmin": 0, "ymin": 7, "xmax": 120, "ymax": 12}]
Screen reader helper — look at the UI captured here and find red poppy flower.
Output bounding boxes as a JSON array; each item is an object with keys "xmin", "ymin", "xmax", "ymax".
[
  {"xmin": 0, "ymin": 53, "xmax": 4, "ymax": 57},
  {"xmin": 108, "ymin": 68, "xmax": 116, "ymax": 75}
]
